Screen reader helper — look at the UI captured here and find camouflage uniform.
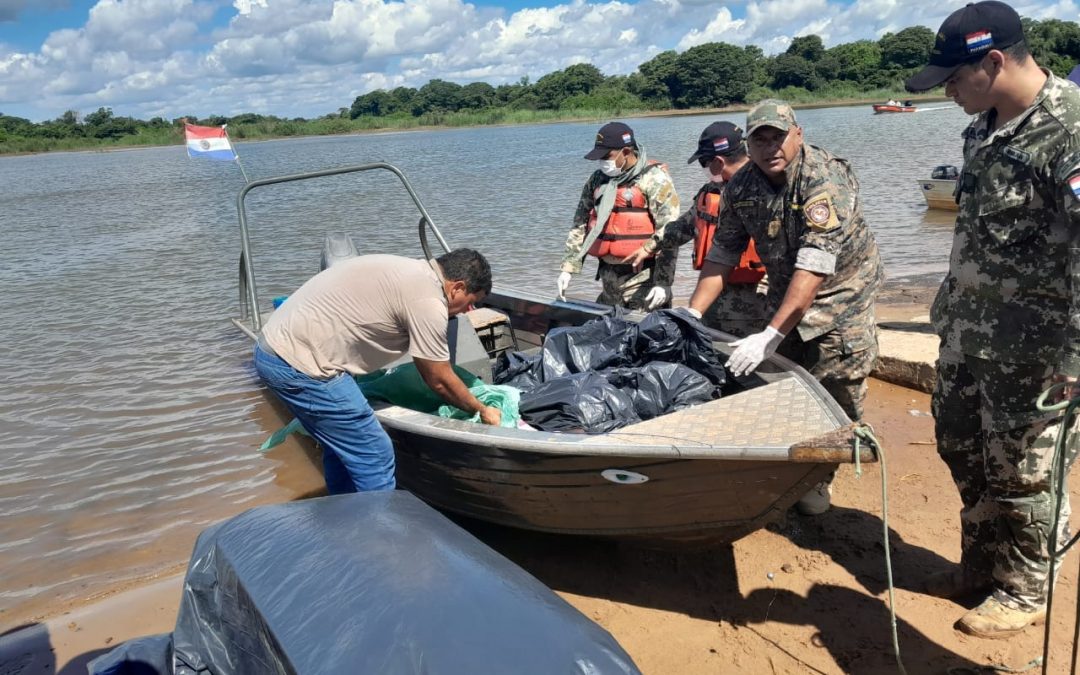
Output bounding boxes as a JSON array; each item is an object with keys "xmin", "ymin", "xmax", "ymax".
[
  {"xmin": 931, "ymin": 71, "xmax": 1080, "ymax": 611},
  {"xmin": 709, "ymin": 144, "xmax": 884, "ymax": 421},
  {"xmin": 644, "ymin": 182, "xmax": 769, "ymax": 338},
  {"xmin": 561, "ymin": 165, "xmax": 680, "ymax": 310}
]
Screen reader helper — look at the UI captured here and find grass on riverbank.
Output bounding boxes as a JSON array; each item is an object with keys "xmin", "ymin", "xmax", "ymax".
[{"xmin": 0, "ymin": 88, "xmax": 946, "ymax": 156}]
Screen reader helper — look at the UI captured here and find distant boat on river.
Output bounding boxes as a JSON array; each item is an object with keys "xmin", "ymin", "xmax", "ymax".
[
  {"xmin": 873, "ymin": 100, "xmax": 917, "ymax": 113},
  {"xmin": 918, "ymin": 164, "xmax": 959, "ymax": 211}
]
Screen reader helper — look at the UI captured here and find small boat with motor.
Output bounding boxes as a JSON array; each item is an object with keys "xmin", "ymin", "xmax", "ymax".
[
  {"xmin": 230, "ymin": 163, "xmax": 876, "ymax": 548},
  {"xmin": 873, "ymin": 100, "xmax": 917, "ymax": 113},
  {"xmin": 917, "ymin": 164, "xmax": 959, "ymax": 211}
]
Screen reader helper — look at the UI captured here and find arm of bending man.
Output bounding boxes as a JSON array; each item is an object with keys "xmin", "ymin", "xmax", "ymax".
[{"xmin": 413, "ymin": 357, "xmax": 501, "ymax": 426}]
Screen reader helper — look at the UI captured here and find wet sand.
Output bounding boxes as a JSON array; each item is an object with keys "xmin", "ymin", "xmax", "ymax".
[{"xmin": 6, "ymin": 377, "xmax": 1079, "ymax": 675}]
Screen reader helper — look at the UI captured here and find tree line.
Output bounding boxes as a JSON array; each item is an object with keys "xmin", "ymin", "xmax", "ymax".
[{"xmin": 2, "ymin": 17, "xmax": 1079, "ymax": 153}]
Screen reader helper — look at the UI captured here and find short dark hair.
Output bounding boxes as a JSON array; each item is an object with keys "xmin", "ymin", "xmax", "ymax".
[
  {"xmin": 1001, "ymin": 40, "xmax": 1030, "ymax": 64},
  {"xmin": 437, "ymin": 248, "xmax": 492, "ymax": 295}
]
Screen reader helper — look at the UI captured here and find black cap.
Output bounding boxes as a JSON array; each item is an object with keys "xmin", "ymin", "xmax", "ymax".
[
  {"xmin": 584, "ymin": 122, "xmax": 636, "ymax": 160},
  {"xmin": 905, "ymin": 1, "xmax": 1024, "ymax": 92},
  {"xmin": 686, "ymin": 121, "xmax": 745, "ymax": 164}
]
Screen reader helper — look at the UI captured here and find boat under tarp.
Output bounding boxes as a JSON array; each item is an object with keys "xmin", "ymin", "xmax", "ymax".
[{"xmin": 230, "ymin": 163, "xmax": 877, "ymax": 548}]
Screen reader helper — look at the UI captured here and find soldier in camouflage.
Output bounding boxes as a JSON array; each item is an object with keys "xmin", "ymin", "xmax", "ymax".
[
  {"xmin": 906, "ymin": 0, "xmax": 1080, "ymax": 639},
  {"xmin": 622, "ymin": 121, "xmax": 769, "ymax": 338},
  {"xmin": 557, "ymin": 122, "xmax": 680, "ymax": 310},
  {"xmin": 687, "ymin": 99, "xmax": 884, "ymax": 516}
]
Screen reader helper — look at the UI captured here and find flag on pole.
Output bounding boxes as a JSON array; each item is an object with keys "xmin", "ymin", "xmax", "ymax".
[{"xmin": 184, "ymin": 123, "xmax": 237, "ymax": 161}]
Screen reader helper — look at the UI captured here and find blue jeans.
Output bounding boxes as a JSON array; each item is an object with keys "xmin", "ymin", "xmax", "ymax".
[{"xmin": 253, "ymin": 343, "xmax": 396, "ymax": 493}]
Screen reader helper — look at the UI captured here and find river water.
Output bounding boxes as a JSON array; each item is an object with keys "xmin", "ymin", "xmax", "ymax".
[{"xmin": 0, "ymin": 105, "xmax": 968, "ymax": 628}]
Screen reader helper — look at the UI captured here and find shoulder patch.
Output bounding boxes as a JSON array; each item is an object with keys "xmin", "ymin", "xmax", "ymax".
[
  {"xmin": 1055, "ymin": 149, "xmax": 1080, "ymax": 182},
  {"xmin": 1068, "ymin": 174, "xmax": 1080, "ymax": 200},
  {"xmin": 802, "ymin": 191, "xmax": 839, "ymax": 231}
]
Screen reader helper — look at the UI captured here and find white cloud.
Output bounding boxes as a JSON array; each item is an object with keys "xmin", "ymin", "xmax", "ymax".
[{"xmin": 0, "ymin": 0, "xmax": 1078, "ymax": 121}]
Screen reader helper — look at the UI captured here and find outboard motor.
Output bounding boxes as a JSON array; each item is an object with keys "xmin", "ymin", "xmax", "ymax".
[{"xmin": 320, "ymin": 232, "xmax": 359, "ymax": 271}]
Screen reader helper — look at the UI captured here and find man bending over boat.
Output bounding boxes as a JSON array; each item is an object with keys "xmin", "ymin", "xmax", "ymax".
[
  {"xmin": 253, "ymin": 249, "xmax": 500, "ymax": 494},
  {"xmin": 686, "ymin": 100, "xmax": 883, "ymax": 516},
  {"xmin": 556, "ymin": 122, "xmax": 680, "ymax": 311},
  {"xmin": 621, "ymin": 121, "xmax": 768, "ymax": 338}
]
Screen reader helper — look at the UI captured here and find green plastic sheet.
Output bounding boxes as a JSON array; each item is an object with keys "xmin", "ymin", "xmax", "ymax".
[{"xmin": 260, "ymin": 364, "xmax": 520, "ymax": 452}]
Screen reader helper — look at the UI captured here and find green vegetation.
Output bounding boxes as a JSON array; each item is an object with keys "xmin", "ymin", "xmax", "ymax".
[{"xmin": 3, "ymin": 16, "xmax": 1080, "ymax": 155}]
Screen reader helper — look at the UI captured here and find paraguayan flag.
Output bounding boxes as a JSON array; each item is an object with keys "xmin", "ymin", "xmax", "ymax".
[{"xmin": 184, "ymin": 123, "xmax": 237, "ymax": 161}]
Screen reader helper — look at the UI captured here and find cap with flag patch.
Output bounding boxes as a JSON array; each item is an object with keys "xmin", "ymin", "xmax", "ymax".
[
  {"xmin": 584, "ymin": 122, "xmax": 638, "ymax": 160},
  {"xmin": 687, "ymin": 121, "xmax": 745, "ymax": 164},
  {"xmin": 905, "ymin": 1, "xmax": 1024, "ymax": 92}
]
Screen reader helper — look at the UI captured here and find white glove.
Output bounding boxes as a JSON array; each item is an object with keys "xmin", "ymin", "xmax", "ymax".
[
  {"xmin": 556, "ymin": 271, "xmax": 572, "ymax": 300},
  {"xmin": 685, "ymin": 307, "xmax": 702, "ymax": 319},
  {"xmin": 726, "ymin": 326, "xmax": 786, "ymax": 377},
  {"xmin": 644, "ymin": 286, "xmax": 668, "ymax": 310}
]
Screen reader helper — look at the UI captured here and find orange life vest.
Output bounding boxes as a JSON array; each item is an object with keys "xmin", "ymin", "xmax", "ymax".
[
  {"xmin": 692, "ymin": 184, "xmax": 765, "ymax": 285},
  {"xmin": 586, "ymin": 163, "xmax": 663, "ymax": 259}
]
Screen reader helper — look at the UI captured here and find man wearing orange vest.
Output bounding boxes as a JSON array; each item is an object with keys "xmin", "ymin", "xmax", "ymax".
[
  {"xmin": 623, "ymin": 121, "xmax": 767, "ymax": 338},
  {"xmin": 557, "ymin": 122, "xmax": 681, "ymax": 310}
]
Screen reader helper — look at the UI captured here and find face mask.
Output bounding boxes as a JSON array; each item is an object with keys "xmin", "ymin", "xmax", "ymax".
[
  {"xmin": 701, "ymin": 166, "xmax": 724, "ymax": 183},
  {"xmin": 599, "ymin": 158, "xmax": 621, "ymax": 177}
]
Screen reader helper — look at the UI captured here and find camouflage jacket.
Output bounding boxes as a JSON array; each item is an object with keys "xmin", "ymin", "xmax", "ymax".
[
  {"xmin": 560, "ymin": 163, "xmax": 681, "ymax": 287},
  {"xmin": 932, "ymin": 71, "xmax": 1080, "ymax": 374},
  {"xmin": 707, "ymin": 144, "xmax": 883, "ymax": 341}
]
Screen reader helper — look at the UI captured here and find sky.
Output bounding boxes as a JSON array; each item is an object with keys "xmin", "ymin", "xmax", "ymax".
[{"xmin": 0, "ymin": 0, "xmax": 1077, "ymax": 122}]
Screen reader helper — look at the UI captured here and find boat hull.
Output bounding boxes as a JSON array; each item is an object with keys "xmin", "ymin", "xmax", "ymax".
[
  {"xmin": 917, "ymin": 178, "xmax": 958, "ymax": 210},
  {"xmin": 873, "ymin": 105, "xmax": 916, "ymax": 113},
  {"xmin": 393, "ymin": 435, "xmax": 836, "ymax": 547}
]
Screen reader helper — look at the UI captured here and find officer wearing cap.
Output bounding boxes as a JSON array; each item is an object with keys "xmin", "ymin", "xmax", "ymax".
[
  {"xmin": 557, "ymin": 122, "xmax": 680, "ymax": 310},
  {"xmin": 687, "ymin": 99, "xmax": 883, "ymax": 516},
  {"xmin": 622, "ymin": 121, "xmax": 768, "ymax": 338},
  {"xmin": 906, "ymin": 0, "xmax": 1080, "ymax": 639}
]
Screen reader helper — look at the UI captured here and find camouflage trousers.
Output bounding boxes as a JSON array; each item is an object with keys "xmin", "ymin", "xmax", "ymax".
[
  {"xmin": 932, "ymin": 349, "xmax": 1078, "ymax": 610},
  {"xmin": 595, "ymin": 262, "xmax": 671, "ymax": 311},
  {"xmin": 702, "ymin": 280, "xmax": 769, "ymax": 339},
  {"xmin": 776, "ymin": 314, "xmax": 879, "ymax": 422}
]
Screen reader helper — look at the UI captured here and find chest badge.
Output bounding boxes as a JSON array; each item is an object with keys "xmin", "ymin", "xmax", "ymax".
[{"xmin": 767, "ymin": 219, "xmax": 782, "ymax": 238}]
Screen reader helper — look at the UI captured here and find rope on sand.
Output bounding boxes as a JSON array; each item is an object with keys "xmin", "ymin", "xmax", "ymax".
[{"xmin": 853, "ymin": 424, "xmax": 908, "ymax": 675}]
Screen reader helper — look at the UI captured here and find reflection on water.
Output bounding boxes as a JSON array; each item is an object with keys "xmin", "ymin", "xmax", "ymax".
[{"xmin": 0, "ymin": 104, "xmax": 969, "ymax": 628}]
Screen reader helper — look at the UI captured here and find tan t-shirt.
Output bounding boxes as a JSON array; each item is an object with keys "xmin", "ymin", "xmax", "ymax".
[{"xmin": 260, "ymin": 255, "xmax": 450, "ymax": 378}]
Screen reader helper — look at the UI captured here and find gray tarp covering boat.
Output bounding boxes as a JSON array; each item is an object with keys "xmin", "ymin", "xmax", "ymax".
[{"xmin": 90, "ymin": 491, "xmax": 640, "ymax": 674}]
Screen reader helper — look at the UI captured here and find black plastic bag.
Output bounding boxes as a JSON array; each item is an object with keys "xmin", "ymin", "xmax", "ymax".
[
  {"xmin": 634, "ymin": 309, "xmax": 727, "ymax": 385},
  {"xmin": 519, "ymin": 371, "xmax": 640, "ymax": 433},
  {"xmin": 493, "ymin": 350, "xmax": 543, "ymax": 389},
  {"xmin": 604, "ymin": 362, "xmax": 719, "ymax": 420},
  {"xmin": 538, "ymin": 316, "xmax": 638, "ymax": 381}
]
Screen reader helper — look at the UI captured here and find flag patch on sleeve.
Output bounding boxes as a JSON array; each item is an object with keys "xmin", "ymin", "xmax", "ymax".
[{"xmin": 1069, "ymin": 174, "xmax": 1080, "ymax": 199}]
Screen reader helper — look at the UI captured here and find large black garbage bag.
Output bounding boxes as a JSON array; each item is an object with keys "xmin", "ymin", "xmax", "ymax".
[
  {"xmin": 170, "ymin": 492, "xmax": 640, "ymax": 675},
  {"xmin": 634, "ymin": 309, "xmax": 727, "ymax": 385},
  {"xmin": 539, "ymin": 316, "xmax": 638, "ymax": 381},
  {"xmin": 604, "ymin": 362, "xmax": 719, "ymax": 420},
  {"xmin": 519, "ymin": 371, "xmax": 640, "ymax": 433},
  {"xmin": 493, "ymin": 350, "xmax": 543, "ymax": 390}
]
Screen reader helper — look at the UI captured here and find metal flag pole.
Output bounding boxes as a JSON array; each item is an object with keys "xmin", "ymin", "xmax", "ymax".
[{"xmin": 222, "ymin": 124, "xmax": 251, "ymax": 184}]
